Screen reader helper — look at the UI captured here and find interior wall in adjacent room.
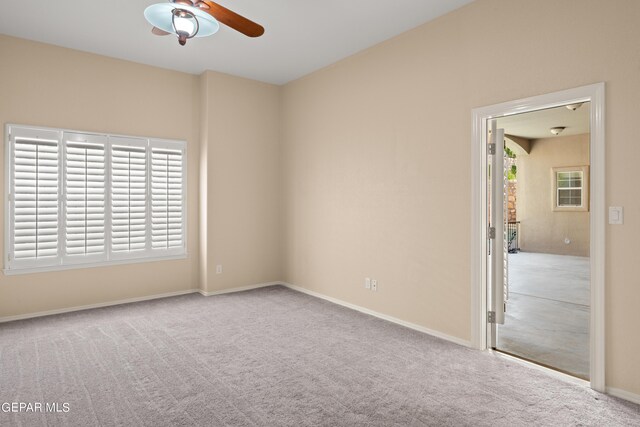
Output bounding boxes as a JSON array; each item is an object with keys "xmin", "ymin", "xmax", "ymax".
[{"xmin": 518, "ymin": 133, "xmax": 590, "ymax": 256}]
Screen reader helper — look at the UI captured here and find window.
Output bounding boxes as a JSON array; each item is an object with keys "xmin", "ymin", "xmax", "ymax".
[
  {"xmin": 111, "ymin": 138, "xmax": 148, "ymax": 256},
  {"xmin": 552, "ymin": 166, "xmax": 589, "ymax": 212},
  {"xmin": 65, "ymin": 133, "xmax": 106, "ymax": 263},
  {"xmin": 150, "ymin": 145, "xmax": 184, "ymax": 250},
  {"xmin": 557, "ymin": 171, "xmax": 582, "ymax": 206},
  {"xmin": 5, "ymin": 125, "xmax": 186, "ymax": 274}
]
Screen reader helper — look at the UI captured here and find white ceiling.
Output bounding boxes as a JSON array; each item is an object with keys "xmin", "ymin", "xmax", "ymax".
[
  {"xmin": 0, "ymin": 0, "xmax": 475, "ymax": 85},
  {"xmin": 498, "ymin": 103, "xmax": 591, "ymax": 140}
]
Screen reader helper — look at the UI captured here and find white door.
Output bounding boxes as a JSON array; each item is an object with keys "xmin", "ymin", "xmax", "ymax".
[
  {"xmin": 489, "ymin": 121, "xmax": 509, "ymax": 334},
  {"xmin": 472, "ymin": 83, "xmax": 606, "ymax": 390}
]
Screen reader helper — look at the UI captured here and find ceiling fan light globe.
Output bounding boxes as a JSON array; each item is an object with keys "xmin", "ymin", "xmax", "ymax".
[
  {"xmin": 171, "ymin": 8, "xmax": 200, "ymax": 46},
  {"xmin": 173, "ymin": 14, "xmax": 197, "ymax": 37}
]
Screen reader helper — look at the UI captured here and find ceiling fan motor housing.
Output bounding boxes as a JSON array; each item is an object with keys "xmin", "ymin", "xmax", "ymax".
[{"xmin": 144, "ymin": 0, "xmax": 264, "ymax": 46}]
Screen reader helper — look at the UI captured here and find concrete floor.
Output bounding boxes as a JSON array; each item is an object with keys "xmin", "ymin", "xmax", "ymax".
[{"xmin": 496, "ymin": 252, "xmax": 590, "ymax": 379}]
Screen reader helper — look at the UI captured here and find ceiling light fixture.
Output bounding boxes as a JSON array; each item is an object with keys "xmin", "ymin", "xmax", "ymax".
[
  {"xmin": 172, "ymin": 9, "xmax": 199, "ymax": 45},
  {"xmin": 550, "ymin": 127, "xmax": 566, "ymax": 136},
  {"xmin": 565, "ymin": 103, "xmax": 584, "ymax": 111},
  {"xmin": 144, "ymin": 2, "xmax": 219, "ymax": 46}
]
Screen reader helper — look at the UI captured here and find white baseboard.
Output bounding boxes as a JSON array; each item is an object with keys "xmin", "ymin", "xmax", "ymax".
[
  {"xmin": 199, "ymin": 281, "xmax": 469, "ymax": 347},
  {"xmin": 198, "ymin": 282, "xmax": 281, "ymax": 297},
  {"xmin": 0, "ymin": 279, "xmax": 469, "ymax": 348},
  {"xmin": 0, "ymin": 289, "xmax": 199, "ymax": 323},
  {"xmin": 4, "ymin": 279, "xmax": 639, "ymax": 406},
  {"xmin": 281, "ymin": 282, "xmax": 471, "ymax": 348},
  {"xmin": 281, "ymin": 283, "xmax": 640, "ymax": 405},
  {"xmin": 0, "ymin": 281, "xmax": 281, "ymax": 323},
  {"xmin": 606, "ymin": 387, "xmax": 640, "ymax": 405}
]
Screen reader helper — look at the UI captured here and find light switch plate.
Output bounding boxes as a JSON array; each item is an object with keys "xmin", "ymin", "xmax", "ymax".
[{"xmin": 609, "ymin": 207, "xmax": 623, "ymax": 225}]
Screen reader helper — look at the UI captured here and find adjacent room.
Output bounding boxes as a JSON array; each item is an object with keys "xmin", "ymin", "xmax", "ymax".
[
  {"xmin": 1, "ymin": 0, "xmax": 639, "ymax": 425},
  {"xmin": 495, "ymin": 104, "xmax": 592, "ymax": 380}
]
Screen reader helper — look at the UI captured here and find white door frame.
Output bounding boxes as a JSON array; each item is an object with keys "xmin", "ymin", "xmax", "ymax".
[{"xmin": 470, "ymin": 83, "xmax": 606, "ymax": 392}]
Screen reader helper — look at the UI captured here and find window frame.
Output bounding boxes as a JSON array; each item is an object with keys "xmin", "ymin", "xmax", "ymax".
[
  {"xmin": 552, "ymin": 165, "xmax": 589, "ymax": 212},
  {"xmin": 4, "ymin": 124, "xmax": 187, "ymax": 275}
]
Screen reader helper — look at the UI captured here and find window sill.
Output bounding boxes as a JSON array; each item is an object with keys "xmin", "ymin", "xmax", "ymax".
[
  {"xmin": 3, "ymin": 253, "xmax": 188, "ymax": 276},
  {"xmin": 552, "ymin": 206, "xmax": 589, "ymax": 212}
]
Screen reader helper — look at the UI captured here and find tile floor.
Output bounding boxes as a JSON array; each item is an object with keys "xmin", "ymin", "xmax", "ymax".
[{"xmin": 496, "ymin": 252, "xmax": 590, "ymax": 379}]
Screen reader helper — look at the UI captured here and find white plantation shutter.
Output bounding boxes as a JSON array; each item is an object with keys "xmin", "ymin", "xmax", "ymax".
[
  {"xmin": 151, "ymin": 144, "xmax": 185, "ymax": 251},
  {"xmin": 10, "ymin": 129, "xmax": 60, "ymax": 268},
  {"xmin": 64, "ymin": 133, "xmax": 106, "ymax": 261},
  {"xmin": 5, "ymin": 125, "xmax": 186, "ymax": 274},
  {"xmin": 110, "ymin": 138, "xmax": 147, "ymax": 255}
]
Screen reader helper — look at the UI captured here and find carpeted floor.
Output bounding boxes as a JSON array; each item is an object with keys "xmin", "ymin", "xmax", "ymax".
[{"xmin": 1, "ymin": 286, "xmax": 638, "ymax": 426}]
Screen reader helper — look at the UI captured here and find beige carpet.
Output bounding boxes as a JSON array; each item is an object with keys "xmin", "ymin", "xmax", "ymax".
[{"xmin": 1, "ymin": 286, "xmax": 638, "ymax": 426}]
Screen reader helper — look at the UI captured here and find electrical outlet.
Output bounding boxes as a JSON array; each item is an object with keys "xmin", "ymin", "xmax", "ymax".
[
  {"xmin": 371, "ymin": 279, "xmax": 378, "ymax": 291},
  {"xmin": 365, "ymin": 278, "xmax": 371, "ymax": 289},
  {"xmin": 216, "ymin": 265, "xmax": 223, "ymax": 274}
]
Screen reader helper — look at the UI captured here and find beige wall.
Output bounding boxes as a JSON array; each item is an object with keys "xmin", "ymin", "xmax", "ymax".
[
  {"xmin": 2, "ymin": 0, "xmax": 640, "ymax": 398},
  {"xmin": 0, "ymin": 35, "xmax": 201, "ymax": 316},
  {"xmin": 518, "ymin": 134, "xmax": 590, "ymax": 256},
  {"xmin": 199, "ymin": 71, "xmax": 282, "ymax": 292},
  {"xmin": 0, "ymin": 35, "xmax": 282, "ymax": 315},
  {"xmin": 281, "ymin": 0, "xmax": 640, "ymax": 395}
]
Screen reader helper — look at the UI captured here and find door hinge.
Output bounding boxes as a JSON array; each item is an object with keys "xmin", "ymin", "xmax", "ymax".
[
  {"xmin": 488, "ymin": 143, "xmax": 496, "ymax": 155},
  {"xmin": 487, "ymin": 311, "xmax": 496, "ymax": 323},
  {"xmin": 488, "ymin": 226, "xmax": 496, "ymax": 239},
  {"xmin": 8, "ymin": 193, "xmax": 13, "ymax": 203}
]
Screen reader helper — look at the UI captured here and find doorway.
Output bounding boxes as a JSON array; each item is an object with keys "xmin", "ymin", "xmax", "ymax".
[
  {"xmin": 470, "ymin": 84, "xmax": 605, "ymax": 391},
  {"xmin": 492, "ymin": 104, "xmax": 591, "ymax": 380}
]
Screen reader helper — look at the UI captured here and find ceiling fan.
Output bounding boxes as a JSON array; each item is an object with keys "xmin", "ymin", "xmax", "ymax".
[{"xmin": 144, "ymin": 0, "xmax": 264, "ymax": 46}]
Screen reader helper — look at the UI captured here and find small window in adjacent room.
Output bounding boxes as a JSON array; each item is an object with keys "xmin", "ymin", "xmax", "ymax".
[
  {"xmin": 552, "ymin": 166, "xmax": 589, "ymax": 212},
  {"xmin": 4, "ymin": 124, "xmax": 187, "ymax": 274}
]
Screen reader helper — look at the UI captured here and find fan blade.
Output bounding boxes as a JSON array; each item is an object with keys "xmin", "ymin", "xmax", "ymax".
[
  {"xmin": 152, "ymin": 27, "xmax": 171, "ymax": 36},
  {"xmin": 201, "ymin": 1, "xmax": 264, "ymax": 37}
]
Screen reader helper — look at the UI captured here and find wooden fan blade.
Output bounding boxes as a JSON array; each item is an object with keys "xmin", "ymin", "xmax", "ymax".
[
  {"xmin": 152, "ymin": 27, "xmax": 171, "ymax": 36},
  {"xmin": 201, "ymin": 0, "xmax": 264, "ymax": 37}
]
